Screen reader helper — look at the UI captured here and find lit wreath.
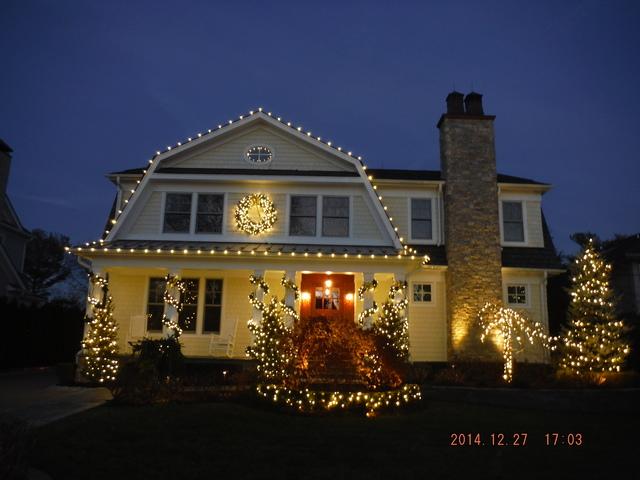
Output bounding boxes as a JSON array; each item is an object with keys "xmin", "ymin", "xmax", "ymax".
[{"xmin": 235, "ymin": 193, "xmax": 277, "ymax": 235}]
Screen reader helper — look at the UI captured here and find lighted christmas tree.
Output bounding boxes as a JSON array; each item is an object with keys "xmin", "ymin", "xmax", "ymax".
[
  {"xmin": 246, "ymin": 275, "xmax": 295, "ymax": 384},
  {"xmin": 82, "ymin": 273, "xmax": 119, "ymax": 383},
  {"xmin": 560, "ymin": 239, "xmax": 630, "ymax": 375},
  {"xmin": 374, "ymin": 281, "xmax": 410, "ymax": 363}
]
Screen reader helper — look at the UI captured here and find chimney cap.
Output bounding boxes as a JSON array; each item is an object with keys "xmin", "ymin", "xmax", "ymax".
[
  {"xmin": 464, "ymin": 92, "xmax": 484, "ymax": 115},
  {"xmin": 445, "ymin": 91, "xmax": 465, "ymax": 114}
]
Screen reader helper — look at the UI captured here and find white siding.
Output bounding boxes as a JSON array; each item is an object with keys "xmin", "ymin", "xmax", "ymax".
[
  {"xmin": 128, "ymin": 192, "xmax": 162, "ymax": 235},
  {"xmin": 406, "ymin": 271, "xmax": 447, "ymax": 361},
  {"xmin": 352, "ymin": 196, "xmax": 383, "ymax": 241},
  {"xmin": 502, "ymin": 269, "xmax": 549, "ymax": 363},
  {"xmin": 526, "ymin": 200, "xmax": 544, "ymax": 247},
  {"xmin": 164, "ymin": 124, "xmax": 356, "ymax": 173}
]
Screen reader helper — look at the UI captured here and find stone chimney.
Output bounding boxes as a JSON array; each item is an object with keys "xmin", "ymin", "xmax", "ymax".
[
  {"xmin": 0, "ymin": 139, "xmax": 13, "ymax": 195},
  {"xmin": 438, "ymin": 92, "xmax": 502, "ymax": 360}
]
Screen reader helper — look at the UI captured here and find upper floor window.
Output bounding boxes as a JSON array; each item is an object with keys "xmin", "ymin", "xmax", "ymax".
[
  {"xmin": 178, "ymin": 279, "xmax": 199, "ymax": 333},
  {"xmin": 507, "ymin": 284, "xmax": 527, "ymax": 305},
  {"xmin": 322, "ymin": 196, "xmax": 349, "ymax": 237},
  {"xmin": 411, "ymin": 198, "xmax": 433, "ymax": 240},
  {"xmin": 290, "ymin": 196, "xmax": 317, "ymax": 236},
  {"xmin": 502, "ymin": 201, "xmax": 524, "ymax": 242},
  {"xmin": 196, "ymin": 194, "xmax": 224, "ymax": 234},
  {"xmin": 163, "ymin": 193, "xmax": 192, "ymax": 233},
  {"xmin": 146, "ymin": 277, "xmax": 166, "ymax": 332},
  {"xmin": 245, "ymin": 145, "xmax": 272, "ymax": 164}
]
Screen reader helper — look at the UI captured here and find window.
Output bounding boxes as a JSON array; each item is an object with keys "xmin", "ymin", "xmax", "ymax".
[
  {"xmin": 178, "ymin": 278, "xmax": 199, "ymax": 333},
  {"xmin": 412, "ymin": 283, "xmax": 432, "ymax": 303},
  {"xmin": 411, "ymin": 198, "xmax": 433, "ymax": 240},
  {"xmin": 289, "ymin": 196, "xmax": 317, "ymax": 236},
  {"xmin": 196, "ymin": 194, "xmax": 224, "ymax": 233},
  {"xmin": 146, "ymin": 277, "xmax": 166, "ymax": 332},
  {"xmin": 322, "ymin": 196, "xmax": 349, "ymax": 237},
  {"xmin": 315, "ymin": 287, "xmax": 340, "ymax": 310},
  {"xmin": 245, "ymin": 145, "xmax": 272, "ymax": 164},
  {"xmin": 204, "ymin": 279, "xmax": 223, "ymax": 333},
  {"xmin": 502, "ymin": 201, "xmax": 524, "ymax": 242},
  {"xmin": 507, "ymin": 285, "xmax": 527, "ymax": 305},
  {"xmin": 163, "ymin": 193, "xmax": 192, "ymax": 233}
]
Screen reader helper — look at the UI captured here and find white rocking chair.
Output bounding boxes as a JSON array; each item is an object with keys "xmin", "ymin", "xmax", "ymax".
[{"xmin": 208, "ymin": 317, "xmax": 238, "ymax": 358}]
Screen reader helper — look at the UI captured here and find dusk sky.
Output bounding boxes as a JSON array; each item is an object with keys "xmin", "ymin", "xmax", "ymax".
[{"xmin": 1, "ymin": 0, "xmax": 638, "ymax": 255}]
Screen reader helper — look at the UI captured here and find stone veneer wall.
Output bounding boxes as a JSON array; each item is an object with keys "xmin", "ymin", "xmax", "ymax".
[{"xmin": 439, "ymin": 115, "xmax": 502, "ymax": 360}]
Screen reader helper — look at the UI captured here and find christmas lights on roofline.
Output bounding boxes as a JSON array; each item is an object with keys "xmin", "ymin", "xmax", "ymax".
[
  {"xmin": 80, "ymin": 107, "xmax": 419, "ymax": 256},
  {"xmin": 66, "ymin": 244, "xmax": 429, "ymax": 263}
]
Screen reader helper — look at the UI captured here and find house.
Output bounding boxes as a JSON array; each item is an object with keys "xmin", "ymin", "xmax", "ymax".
[
  {"xmin": 73, "ymin": 92, "xmax": 563, "ymax": 363},
  {"xmin": 0, "ymin": 139, "xmax": 30, "ymax": 299}
]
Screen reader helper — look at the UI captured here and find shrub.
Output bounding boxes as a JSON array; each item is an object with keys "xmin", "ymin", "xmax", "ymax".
[{"xmin": 110, "ymin": 337, "xmax": 184, "ymax": 404}]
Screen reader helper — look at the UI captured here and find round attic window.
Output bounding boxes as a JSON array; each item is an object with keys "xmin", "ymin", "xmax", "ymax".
[{"xmin": 245, "ymin": 145, "xmax": 273, "ymax": 164}]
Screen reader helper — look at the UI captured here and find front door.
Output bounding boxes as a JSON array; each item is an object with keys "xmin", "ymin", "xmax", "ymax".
[{"xmin": 300, "ymin": 273, "xmax": 355, "ymax": 322}]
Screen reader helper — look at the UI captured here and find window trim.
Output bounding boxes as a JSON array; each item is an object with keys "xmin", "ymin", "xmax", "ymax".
[
  {"xmin": 409, "ymin": 197, "xmax": 435, "ymax": 243},
  {"xmin": 505, "ymin": 283, "xmax": 530, "ymax": 308},
  {"xmin": 410, "ymin": 282, "xmax": 435, "ymax": 306},
  {"xmin": 500, "ymin": 200, "xmax": 528, "ymax": 246}
]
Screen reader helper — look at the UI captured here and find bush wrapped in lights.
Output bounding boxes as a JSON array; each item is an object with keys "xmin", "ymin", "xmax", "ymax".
[
  {"xmin": 478, "ymin": 302, "xmax": 552, "ymax": 383},
  {"xmin": 81, "ymin": 273, "xmax": 119, "ymax": 384},
  {"xmin": 560, "ymin": 239, "xmax": 630, "ymax": 375},
  {"xmin": 374, "ymin": 281, "xmax": 410, "ymax": 364}
]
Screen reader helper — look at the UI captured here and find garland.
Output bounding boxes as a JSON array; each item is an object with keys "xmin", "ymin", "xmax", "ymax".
[
  {"xmin": 249, "ymin": 274, "xmax": 270, "ymax": 294},
  {"xmin": 162, "ymin": 273, "xmax": 187, "ymax": 337},
  {"xmin": 357, "ymin": 278, "xmax": 378, "ymax": 300},
  {"xmin": 281, "ymin": 274, "xmax": 300, "ymax": 300}
]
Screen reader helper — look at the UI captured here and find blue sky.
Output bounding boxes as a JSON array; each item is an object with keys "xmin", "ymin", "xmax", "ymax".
[{"xmin": 1, "ymin": 0, "xmax": 639, "ymax": 254}]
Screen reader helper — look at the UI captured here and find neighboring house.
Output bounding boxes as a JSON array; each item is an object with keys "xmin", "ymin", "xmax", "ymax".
[
  {"xmin": 602, "ymin": 234, "xmax": 640, "ymax": 318},
  {"xmin": 0, "ymin": 139, "xmax": 30, "ymax": 299},
  {"xmin": 74, "ymin": 92, "xmax": 563, "ymax": 363}
]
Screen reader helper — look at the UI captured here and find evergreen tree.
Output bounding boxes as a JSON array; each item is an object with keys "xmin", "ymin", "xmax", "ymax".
[
  {"xmin": 374, "ymin": 282, "xmax": 410, "ymax": 363},
  {"xmin": 560, "ymin": 239, "xmax": 630, "ymax": 374},
  {"xmin": 247, "ymin": 297, "xmax": 293, "ymax": 384},
  {"xmin": 82, "ymin": 274, "xmax": 119, "ymax": 383}
]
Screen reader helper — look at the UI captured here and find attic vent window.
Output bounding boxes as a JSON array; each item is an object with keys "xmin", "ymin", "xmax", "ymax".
[{"xmin": 245, "ymin": 145, "xmax": 272, "ymax": 164}]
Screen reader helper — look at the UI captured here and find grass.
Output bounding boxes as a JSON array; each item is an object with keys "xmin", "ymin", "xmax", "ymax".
[{"xmin": 32, "ymin": 395, "xmax": 638, "ymax": 480}]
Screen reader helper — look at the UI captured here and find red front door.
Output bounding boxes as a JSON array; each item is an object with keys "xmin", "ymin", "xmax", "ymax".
[{"xmin": 300, "ymin": 273, "xmax": 355, "ymax": 322}]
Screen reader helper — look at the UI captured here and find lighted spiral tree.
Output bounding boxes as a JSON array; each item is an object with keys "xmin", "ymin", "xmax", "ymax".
[
  {"xmin": 374, "ymin": 281, "xmax": 410, "ymax": 363},
  {"xmin": 162, "ymin": 273, "xmax": 188, "ymax": 338},
  {"xmin": 560, "ymin": 239, "xmax": 630, "ymax": 375},
  {"xmin": 478, "ymin": 303, "xmax": 552, "ymax": 383},
  {"xmin": 246, "ymin": 275, "xmax": 297, "ymax": 384},
  {"xmin": 81, "ymin": 273, "xmax": 119, "ymax": 383}
]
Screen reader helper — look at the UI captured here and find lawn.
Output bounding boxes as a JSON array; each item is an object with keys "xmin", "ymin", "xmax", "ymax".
[{"xmin": 32, "ymin": 396, "xmax": 637, "ymax": 480}]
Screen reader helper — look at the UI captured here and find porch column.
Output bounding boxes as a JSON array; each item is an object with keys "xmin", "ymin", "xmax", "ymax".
[
  {"xmin": 393, "ymin": 272, "xmax": 407, "ymax": 303},
  {"xmin": 283, "ymin": 269, "xmax": 297, "ymax": 328},
  {"xmin": 252, "ymin": 269, "xmax": 266, "ymax": 326},
  {"xmin": 84, "ymin": 268, "xmax": 106, "ymax": 338},
  {"xmin": 163, "ymin": 269, "xmax": 181, "ymax": 338},
  {"xmin": 362, "ymin": 272, "xmax": 376, "ymax": 329}
]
